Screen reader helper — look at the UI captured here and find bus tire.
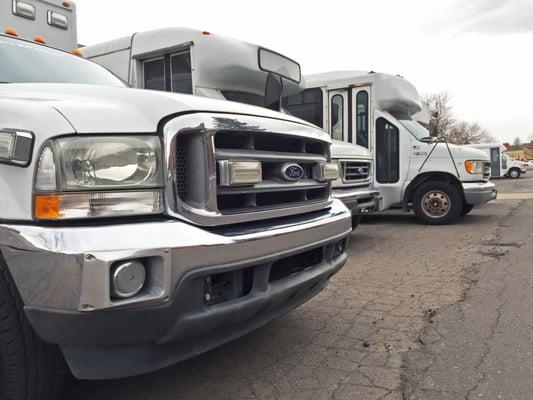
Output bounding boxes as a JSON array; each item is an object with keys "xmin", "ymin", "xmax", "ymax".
[
  {"xmin": 509, "ymin": 168, "xmax": 521, "ymax": 179},
  {"xmin": 0, "ymin": 257, "xmax": 65, "ymax": 400},
  {"xmin": 461, "ymin": 204, "xmax": 474, "ymax": 216},
  {"xmin": 412, "ymin": 181, "xmax": 462, "ymax": 225}
]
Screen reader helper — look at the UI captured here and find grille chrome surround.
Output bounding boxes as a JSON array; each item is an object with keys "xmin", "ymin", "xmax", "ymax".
[
  {"xmin": 340, "ymin": 160, "xmax": 372, "ymax": 184},
  {"xmin": 163, "ymin": 113, "xmax": 333, "ymax": 226},
  {"xmin": 483, "ymin": 162, "xmax": 491, "ymax": 180}
]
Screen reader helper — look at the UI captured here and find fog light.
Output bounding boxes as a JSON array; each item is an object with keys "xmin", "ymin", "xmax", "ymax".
[
  {"xmin": 313, "ymin": 162, "xmax": 340, "ymax": 182},
  {"xmin": 333, "ymin": 239, "xmax": 346, "ymax": 258},
  {"xmin": 218, "ymin": 160, "xmax": 262, "ymax": 186},
  {"xmin": 110, "ymin": 260, "xmax": 146, "ymax": 299}
]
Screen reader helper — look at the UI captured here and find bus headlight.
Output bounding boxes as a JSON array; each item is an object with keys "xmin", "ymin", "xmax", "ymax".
[
  {"xmin": 34, "ymin": 135, "xmax": 163, "ymax": 220},
  {"xmin": 465, "ymin": 160, "xmax": 485, "ymax": 174}
]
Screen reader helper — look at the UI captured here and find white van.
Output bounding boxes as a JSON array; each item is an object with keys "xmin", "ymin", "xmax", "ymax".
[
  {"xmin": 464, "ymin": 143, "xmax": 527, "ymax": 179},
  {"xmin": 283, "ymin": 71, "xmax": 497, "ymax": 224}
]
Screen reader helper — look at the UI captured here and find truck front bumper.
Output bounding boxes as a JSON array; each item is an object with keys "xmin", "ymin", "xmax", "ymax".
[
  {"xmin": 332, "ymin": 187, "xmax": 380, "ymax": 215},
  {"xmin": 462, "ymin": 181, "xmax": 497, "ymax": 205},
  {"xmin": 0, "ymin": 200, "xmax": 351, "ymax": 380}
]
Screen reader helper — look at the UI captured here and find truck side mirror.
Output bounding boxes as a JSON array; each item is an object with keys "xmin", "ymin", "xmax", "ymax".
[{"xmin": 265, "ymin": 73, "xmax": 283, "ymax": 111}]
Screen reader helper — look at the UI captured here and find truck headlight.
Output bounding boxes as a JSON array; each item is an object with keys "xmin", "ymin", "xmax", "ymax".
[
  {"xmin": 34, "ymin": 136, "xmax": 163, "ymax": 220},
  {"xmin": 465, "ymin": 160, "xmax": 485, "ymax": 174}
]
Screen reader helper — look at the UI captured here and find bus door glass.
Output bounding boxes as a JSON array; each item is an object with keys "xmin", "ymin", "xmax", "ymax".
[
  {"xmin": 328, "ymin": 90, "xmax": 348, "ymax": 142},
  {"xmin": 351, "ymin": 86, "xmax": 371, "ymax": 149},
  {"xmin": 491, "ymin": 147, "xmax": 502, "ymax": 176}
]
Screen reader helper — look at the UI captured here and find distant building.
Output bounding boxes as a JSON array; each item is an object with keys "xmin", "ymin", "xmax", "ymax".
[{"xmin": 503, "ymin": 141, "xmax": 533, "ymax": 160}]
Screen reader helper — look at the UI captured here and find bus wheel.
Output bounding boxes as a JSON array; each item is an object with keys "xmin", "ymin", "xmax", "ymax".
[
  {"xmin": 461, "ymin": 204, "xmax": 474, "ymax": 216},
  {"xmin": 412, "ymin": 181, "xmax": 462, "ymax": 225},
  {"xmin": 0, "ymin": 257, "xmax": 65, "ymax": 400},
  {"xmin": 509, "ymin": 168, "xmax": 521, "ymax": 179}
]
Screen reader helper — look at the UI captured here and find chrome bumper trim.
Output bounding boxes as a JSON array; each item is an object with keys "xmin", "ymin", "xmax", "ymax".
[{"xmin": 0, "ymin": 200, "xmax": 351, "ymax": 312}]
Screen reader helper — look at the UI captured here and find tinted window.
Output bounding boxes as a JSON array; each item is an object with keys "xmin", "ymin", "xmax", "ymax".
[
  {"xmin": 170, "ymin": 52, "xmax": 192, "ymax": 94},
  {"xmin": 0, "ymin": 36, "xmax": 124, "ymax": 86},
  {"xmin": 143, "ymin": 58, "xmax": 165, "ymax": 91},
  {"xmin": 376, "ymin": 118, "xmax": 400, "ymax": 183},
  {"xmin": 282, "ymin": 88, "xmax": 323, "ymax": 127},
  {"xmin": 356, "ymin": 90, "xmax": 369, "ymax": 148},
  {"xmin": 331, "ymin": 95, "xmax": 344, "ymax": 141}
]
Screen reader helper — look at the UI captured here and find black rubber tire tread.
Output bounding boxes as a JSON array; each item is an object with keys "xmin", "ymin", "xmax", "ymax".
[
  {"xmin": 412, "ymin": 181, "xmax": 463, "ymax": 225},
  {"xmin": 0, "ymin": 255, "xmax": 65, "ymax": 400},
  {"xmin": 461, "ymin": 204, "xmax": 474, "ymax": 216},
  {"xmin": 509, "ymin": 168, "xmax": 521, "ymax": 179}
]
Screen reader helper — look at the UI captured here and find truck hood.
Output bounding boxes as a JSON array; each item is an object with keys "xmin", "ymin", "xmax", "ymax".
[
  {"xmin": 0, "ymin": 83, "xmax": 316, "ymax": 134},
  {"xmin": 330, "ymin": 140, "xmax": 371, "ymax": 159}
]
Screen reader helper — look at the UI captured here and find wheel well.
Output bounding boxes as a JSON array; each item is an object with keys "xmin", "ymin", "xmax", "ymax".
[{"xmin": 403, "ymin": 172, "xmax": 462, "ymax": 208}]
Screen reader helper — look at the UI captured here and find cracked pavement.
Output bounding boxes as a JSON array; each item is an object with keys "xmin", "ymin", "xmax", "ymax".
[
  {"xmin": 63, "ymin": 175, "xmax": 533, "ymax": 400},
  {"xmin": 403, "ymin": 174, "xmax": 533, "ymax": 400}
]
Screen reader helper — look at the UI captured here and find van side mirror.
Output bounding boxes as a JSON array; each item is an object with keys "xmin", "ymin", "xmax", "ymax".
[{"xmin": 264, "ymin": 73, "xmax": 283, "ymax": 111}]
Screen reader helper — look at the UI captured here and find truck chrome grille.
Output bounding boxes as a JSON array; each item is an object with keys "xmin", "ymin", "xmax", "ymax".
[
  {"xmin": 214, "ymin": 131, "xmax": 329, "ymax": 214},
  {"xmin": 164, "ymin": 113, "xmax": 333, "ymax": 226},
  {"xmin": 341, "ymin": 161, "xmax": 371, "ymax": 183}
]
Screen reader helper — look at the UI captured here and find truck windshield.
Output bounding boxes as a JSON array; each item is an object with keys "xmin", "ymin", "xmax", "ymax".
[
  {"xmin": 0, "ymin": 35, "xmax": 125, "ymax": 87},
  {"xmin": 398, "ymin": 118, "xmax": 432, "ymax": 141}
]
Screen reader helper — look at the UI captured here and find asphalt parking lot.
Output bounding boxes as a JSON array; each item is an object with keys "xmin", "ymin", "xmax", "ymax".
[{"xmin": 65, "ymin": 174, "xmax": 533, "ymax": 400}]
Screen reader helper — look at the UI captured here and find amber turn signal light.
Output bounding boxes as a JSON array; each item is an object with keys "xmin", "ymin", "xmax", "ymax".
[{"xmin": 34, "ymin": 195, "xmax": 61, "ymax": 220}]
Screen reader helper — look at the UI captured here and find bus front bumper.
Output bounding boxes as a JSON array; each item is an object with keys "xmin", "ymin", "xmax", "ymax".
[
  {"xmin": 332, "ymin": 187, "xmax": 380, "ymax": 215},
  {"xmin": 462, "ymin": 181, "xmax": 497, "ymax": 205}
]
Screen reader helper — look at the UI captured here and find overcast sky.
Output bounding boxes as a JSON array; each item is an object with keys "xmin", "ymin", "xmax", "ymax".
[{"xmin": 77, "ymin": 0, "xmax": 533, "ymax": 144}]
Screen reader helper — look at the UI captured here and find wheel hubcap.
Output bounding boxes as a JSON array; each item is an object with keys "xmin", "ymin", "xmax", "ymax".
[{"xmin": 422, "ymin": 190, "xmax": 451, "ymax": 218}]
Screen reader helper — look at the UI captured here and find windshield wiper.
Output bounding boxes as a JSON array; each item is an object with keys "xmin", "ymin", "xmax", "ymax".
[{"xmin": 419, "ymin": 136, "xmax": 437, "ymax": 142}]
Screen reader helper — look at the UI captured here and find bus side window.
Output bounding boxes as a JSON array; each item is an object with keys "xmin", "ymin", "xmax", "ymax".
[
  {"xmin": 170, "ymin": 52, "xmax": 193, "ymax": 94},
  {"xmin": 356, "ymin": 90, "xmax": 369, "ymax": 148},
  {"xmin": 331, "ymin": 94, "xmax": 344, "ymax": 141},
  {"xmin": 281, "ymin": 88, "xmax": 323, "ymax": 128},
  {"xmin": 143, "ymin": 58, "xmax": 165, "ymax": 91},
  {"xmin": 376, "ymin": 118, "xmax": 400, "ymax": 183}
]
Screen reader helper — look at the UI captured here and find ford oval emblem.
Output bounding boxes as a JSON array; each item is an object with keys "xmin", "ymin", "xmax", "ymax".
[{"xmin": 280, "ymin": 163, "xmax": 305, "ymax": 182}]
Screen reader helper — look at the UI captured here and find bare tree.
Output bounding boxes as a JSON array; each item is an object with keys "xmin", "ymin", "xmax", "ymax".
[
  {"xmin": 423, "ymin": 91, "xmax": 495, "ymax": 144},
  {"xmin": 513, "ymin": 136, "xmax": 522, "ymax": 146},
  {"xmin": 449, "ymin": 121, "xmax": 495, "ymax": 145},
  {"xmin": 422, "ymin": 92, "xmax": 455, "ymax": 138}
]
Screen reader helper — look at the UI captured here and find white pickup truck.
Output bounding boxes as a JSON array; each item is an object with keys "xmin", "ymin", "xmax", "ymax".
[{"xmin": 0, "ymin": 32, "xmax": 351, "ymax": 398}]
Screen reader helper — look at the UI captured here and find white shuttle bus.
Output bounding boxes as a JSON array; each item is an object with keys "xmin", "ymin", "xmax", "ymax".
[
  {"xmin": 1, "ymin": 0, "xmax": 77, "ymax": 51},
  {"xmin": 284, "ymin": 71, "xmax": 497, "ymax": 224},
  {"xmin": 464, "ymin": 143, "xmax": 527, "ymax": 179},
  {"xmin": 81, "ymin": 28, "xmax": 379, "ymax": 229}
]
